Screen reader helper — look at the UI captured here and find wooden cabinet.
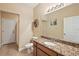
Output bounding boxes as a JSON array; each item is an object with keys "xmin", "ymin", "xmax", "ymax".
[
  {"xmin": 37, "ymin": 43, "xmax": 58, "ymax": 56},
  {"xmin": 33, "ymin": 41, "xmax": 37, "ymax": 56},
  {"xmin": 33, "ymin": 41, "xmax": 61, "ymax": 56},
  {"xmin": 37, "ymin": 48, "xmax": 48, "ymax": 56},
  {"xmin": 33, "ymin": 46, "xmax": 37, "ymax": 56}
]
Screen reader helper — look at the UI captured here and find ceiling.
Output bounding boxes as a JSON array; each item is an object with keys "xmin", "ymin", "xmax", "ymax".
[
  {"xmin": 25, "ymin": 3, "xmax": 39, "ymax": 8},
  {"xmin": 15, "ymin": 3, "xmax": 38, "ymax": 8}
]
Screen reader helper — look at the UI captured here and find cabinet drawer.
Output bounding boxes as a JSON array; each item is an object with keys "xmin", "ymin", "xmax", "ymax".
[
  {"xmin": 37, "ymin": 48, "xmax": 48, "ymax": 56},
  {"xmin": 37, "ymin": 43, "xmax": 58, "ymax": 56}
]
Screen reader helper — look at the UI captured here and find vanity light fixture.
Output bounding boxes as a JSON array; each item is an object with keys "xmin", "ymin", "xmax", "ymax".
[{"xmin": 47, "ymin": 3, "xmax": 64, "ymax": 12}]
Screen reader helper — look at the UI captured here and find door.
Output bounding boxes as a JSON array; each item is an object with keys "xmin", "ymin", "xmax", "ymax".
[{"xmin": 2, "ymin": 12, "xmax": 17, "ymax": 45}]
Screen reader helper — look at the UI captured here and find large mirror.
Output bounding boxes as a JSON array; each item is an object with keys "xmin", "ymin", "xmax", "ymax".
[
  {"xmin": 40, "ymin": 4, "xmax": 79, "ymax": 44},
  {"xmin": 41, "ymin": 15, "xmax": 79, "ymax": 44}
]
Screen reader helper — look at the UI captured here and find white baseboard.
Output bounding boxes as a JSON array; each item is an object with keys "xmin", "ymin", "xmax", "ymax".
[{"xmin": 18, "ymin": 46, "xmax": 26, "ymax": 52}]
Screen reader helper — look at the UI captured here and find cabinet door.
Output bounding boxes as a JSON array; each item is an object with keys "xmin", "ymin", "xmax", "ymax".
[
  {"xmin": 33, "ymin": 46, "xmax": 37, "ymax": 56},
  {"xmin": 37, "ymin": 43, "xmax": 58, "ymax": 56},
  {"xmin": 37, "ymin": 48, "xmax": 48, "ymax": 56},
  {"xmin": 0, "ymin": 12, "xmax": 1, "ymax": 48},
  {"xmin": 33, "ymin": 41, "xmax": 37, "ymax": 56}
]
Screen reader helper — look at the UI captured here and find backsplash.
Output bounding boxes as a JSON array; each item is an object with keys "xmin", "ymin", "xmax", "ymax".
[{"xmin": 41, "ymin": 36, "xmax": 79, "ymax": 48}]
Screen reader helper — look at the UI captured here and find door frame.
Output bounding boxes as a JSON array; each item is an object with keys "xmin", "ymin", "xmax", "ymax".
[{"xmin": 0, "ymin": 10, "xmax": 20, "ymax": 50}]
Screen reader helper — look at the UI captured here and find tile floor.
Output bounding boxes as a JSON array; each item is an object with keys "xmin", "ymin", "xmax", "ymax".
[{"xmin": 0, "ymin": 43, "xmax": 33, "ymax": 56}]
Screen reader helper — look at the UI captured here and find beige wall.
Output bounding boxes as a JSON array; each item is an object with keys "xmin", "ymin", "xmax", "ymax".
[
  {"xmin": 33, "ymin": 3, "xmax": 54, "ymax": 37},
  {"xmin": 33, "ymin": 4, "xmax": 79, "ymax": 40},
  {"xmin": 0, "ymin": 3, "xmax": 33, "ymax": 50}
]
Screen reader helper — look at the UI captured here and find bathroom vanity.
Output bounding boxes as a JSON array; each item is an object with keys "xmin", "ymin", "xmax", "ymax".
[
  {"xmin": 32, "ymin": 37, "xmax": 79, "ymax": 56},
  {"xmin": 33, "ymin": 39, "xmax": 62, "ymax": 56}
]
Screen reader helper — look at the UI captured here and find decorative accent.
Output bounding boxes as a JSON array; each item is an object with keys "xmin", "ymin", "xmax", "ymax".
[
  {"xmin": 53, "ymin": 19, "xmax": 57, "ymax": 25},
  {"xmin": 50, "ymin": 19, "xmax": 57, "ymax": 26},
  {"xmin": 33, "ymin": 19, "xmax": 39, "ymax": 28},
  {"xmin": 50, "ymin": 20, "xmax": 53, "ymax": 26}
]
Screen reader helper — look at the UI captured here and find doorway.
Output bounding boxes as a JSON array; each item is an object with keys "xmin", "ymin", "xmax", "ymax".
[{"xmin": 0, "ymin": 11, "xmax": 19, "ymax": 50}]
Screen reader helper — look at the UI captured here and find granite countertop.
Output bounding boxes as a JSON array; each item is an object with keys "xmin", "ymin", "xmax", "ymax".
[{"xmin": 33, "ymin": 38, "xmax": 79, "ymax": 56}]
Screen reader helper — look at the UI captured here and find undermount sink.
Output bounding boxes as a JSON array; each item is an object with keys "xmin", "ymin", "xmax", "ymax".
[{"xmin": 44, "ymin": 42, "xmax": 56, "ymax": 47}]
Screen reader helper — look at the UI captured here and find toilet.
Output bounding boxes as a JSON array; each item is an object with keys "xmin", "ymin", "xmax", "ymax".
[
  {"xmin": 25, "ymin": 43, "xmax": 33, "ymax": 53},
  {"xmin": 25, "ymin": 36, "xmax": 38, "ymax": 53}
]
